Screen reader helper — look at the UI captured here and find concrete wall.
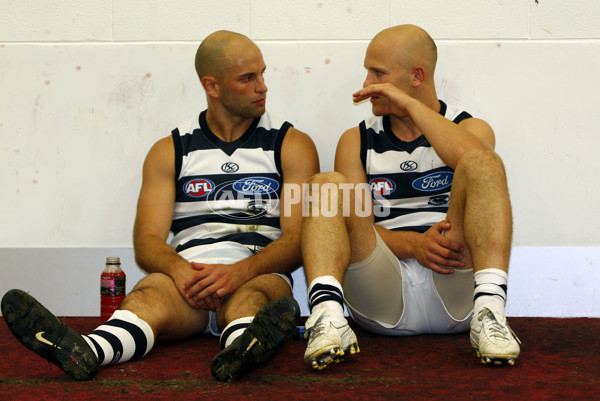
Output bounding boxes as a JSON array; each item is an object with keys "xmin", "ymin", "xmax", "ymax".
[{"xmin": 1, "ymin": 1, "xmax": 599, "ymax": 317}]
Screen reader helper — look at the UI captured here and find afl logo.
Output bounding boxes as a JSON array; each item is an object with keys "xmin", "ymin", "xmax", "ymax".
[
  {"xmin": 184, "ymin": 178, "xmax": 214, "ymax": 198},
  {"xmin": 221, "ymin": 162, "xmax": 239, "ymax": 173},
  {"xmin": 369, "ymin": 178, "xmax": 396, "ymax": 196},
  {"xmin": 400, "ymin": 160, "xmax": 418, "ymax": 171}
]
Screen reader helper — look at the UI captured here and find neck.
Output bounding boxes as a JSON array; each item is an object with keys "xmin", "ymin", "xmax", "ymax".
[
  {"xmin": 389, "ymin": 114, "xmax": 421, "ymax": 142},
  {"xmin": 205, "ymin": 107, "xmax": 254, "ymax": 142}
]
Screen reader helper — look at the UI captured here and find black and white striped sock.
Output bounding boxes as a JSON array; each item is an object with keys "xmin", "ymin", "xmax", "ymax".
[
  {"xmin": 83, "ymin": 310, "xmax": 154, "ymax": 366},
  {"xmin": 219, "ymin": 317, "xmax": 253, "ymax": 350},
  {"xmin": 308, "ymin": 276, "xmax": 344, "ymax": 316}
]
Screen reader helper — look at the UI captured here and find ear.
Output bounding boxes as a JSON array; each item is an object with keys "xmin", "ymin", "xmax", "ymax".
[
  {"xmin": 201, "ymin": 76, "xmax": 220, "ymax": 98},
  {"xmin": 411, "ymin": 66, "xmax": 426, "ymax": 87}
]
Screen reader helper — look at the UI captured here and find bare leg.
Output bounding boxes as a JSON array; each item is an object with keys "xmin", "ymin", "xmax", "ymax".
[
  {"xmin": 300, "ymin": 172, "xmax": 370, "ymax": 369},
  {"xmin": 301, "ymin": 171, "xmax": 376, "ymax": 284},
  {"xmin": 216, "ymin": 274, "xmax": 292, "ymax": 330},
  {"xmin": 434, "ymin": 149, "xmax": 513, "ymax": 317},
  {"xmin": 440, "ymin": 150, "xmax": 519, "ymax": 364},
  {"xmin": 120, "ymin": 272, "xmax": 209, "ymax": 342},
  {"xmin": 78, "ymin": 272, "xmax": 209, "ymax": 369},
  {"xmin": 444, "ymin": 149, "xmax": 513, "ymax": 273}
]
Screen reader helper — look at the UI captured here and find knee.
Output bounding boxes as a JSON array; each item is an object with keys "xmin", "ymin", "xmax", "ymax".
[
  {"xmin": 307, "ymin": 171, "xmax": 348, "ymax": 186},
  {"xmin": 456, "ymin": 149, "xmax": 506, "ymax": 181},
  {"xmin": 239, "ymin": 274, "xmax": 292, "ymax": 301},
  {"xmin": 131, "ymin": 272, "xmax": 172, "ymax": 292},
  {"xmin": 219, "ymin": 275, "xmax": 291, "ymax": 325},
  {"xmin": 122, "ymin": 273, "xmax": 173, "ymax": 309}
]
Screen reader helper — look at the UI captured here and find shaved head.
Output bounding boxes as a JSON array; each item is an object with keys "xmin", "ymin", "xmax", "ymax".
[
  {"xmin": 195, "ymin": 30, "xmax": 258, "ymax": 80},
  {"xmin": 371, "ymin": 24, "xmax": 437, "ymax": 77}
]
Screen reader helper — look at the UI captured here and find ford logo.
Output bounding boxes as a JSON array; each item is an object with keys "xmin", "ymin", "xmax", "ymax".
[
  {"xmin": 233, "ymin": 177, "xmax": 280, "ymax": 195},
  {"xmin": 412, "ymin": 172, "xmax": 453, "ymax": 192}
]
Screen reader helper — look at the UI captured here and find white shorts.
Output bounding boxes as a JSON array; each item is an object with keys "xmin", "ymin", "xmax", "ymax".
[
  {"xmin": 180, "ymin": 242, "xmax": 293, "ymax": 337},
  {"xmin": 343, "ymin": 228, "xmax": 473, "ymax": 336}
]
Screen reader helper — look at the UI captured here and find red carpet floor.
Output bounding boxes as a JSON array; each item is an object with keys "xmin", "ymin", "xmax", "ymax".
[{"xmin": 1, "ymin": 317, "xmax": 599, "ymax": 400}]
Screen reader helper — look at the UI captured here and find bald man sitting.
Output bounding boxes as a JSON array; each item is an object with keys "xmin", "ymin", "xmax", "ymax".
[
  {"xmin": 2, "ymin": 30, "xmax": 319, "ymax": 382},
  {"xmin": 300, "ymin": 24, "xmax": 520, "ymax": 369}
]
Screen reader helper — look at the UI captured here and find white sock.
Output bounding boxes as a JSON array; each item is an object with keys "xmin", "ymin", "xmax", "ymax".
[
  {"xmin": 84, "ymin": 310, "xmax": 154, "ymax": 366},
  {"xmin": 473, "ymin": 268, "xmax": 508, "ymax": 317}
]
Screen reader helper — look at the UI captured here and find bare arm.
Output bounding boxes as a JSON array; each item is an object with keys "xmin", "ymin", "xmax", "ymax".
[
  {"xmin": 352, "ymin": 83, "xmax": 495, "ymax": 169},
  {"xmin": 404, "ymin": 98, "xmax": 495, "ymax": 168},
  {"xmin": 132, "ymin": 136, "xmax": 206, "ymax": 303}
]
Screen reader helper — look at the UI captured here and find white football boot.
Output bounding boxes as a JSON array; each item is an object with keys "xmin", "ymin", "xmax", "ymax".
[
  {"xmin": 470, "ymin": 307, "xmax": 521, "ymax": 365},
  {"xmin": 303, "ymin": 308, "xmax": 359, "ymax": 370}
]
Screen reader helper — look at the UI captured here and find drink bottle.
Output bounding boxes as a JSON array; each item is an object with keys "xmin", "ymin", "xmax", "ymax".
[{"xmin": 100, "ymin": 257, "xmax": 126, "ymax": 321}]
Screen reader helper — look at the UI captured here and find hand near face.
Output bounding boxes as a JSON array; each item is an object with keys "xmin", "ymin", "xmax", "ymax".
[{"xmin": 353, "ymin": 83, "xmax": 415, "ymax": 117}]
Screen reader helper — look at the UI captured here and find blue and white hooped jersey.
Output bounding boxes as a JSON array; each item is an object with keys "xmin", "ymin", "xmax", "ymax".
[
  {"xmin": 361, "ymin": 100, "xmax": 472, "ymax": 233},
  {"xmin": 170, "ymin": 111, "xmax": 291, "ymax": 261}
]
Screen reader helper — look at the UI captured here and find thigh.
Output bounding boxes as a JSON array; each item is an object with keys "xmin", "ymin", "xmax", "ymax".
[
  {"xmin": 343, "ymin": 228, "xmax": 404, "ymax": 326},
  {"xmin": 121, "ymin": 273, "xmax": 209, "ymax": 342},
  {"xmin": 432, "ymin": 268, "xmax": 474, "ymax": 321}
]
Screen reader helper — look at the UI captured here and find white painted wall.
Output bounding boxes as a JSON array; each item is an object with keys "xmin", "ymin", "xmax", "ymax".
[{"xmin": 1, "ymin": 1, "xmax": 599, "ymax": 317}]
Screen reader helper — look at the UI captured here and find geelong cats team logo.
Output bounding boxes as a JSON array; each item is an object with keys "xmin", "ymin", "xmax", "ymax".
[
  {"xmin": 221, "ymin": 162, "xmax": 239, "ymax": 173},
  {"xmin": 400, "ymin": 160, "xmax": 418, "ymax": 171}
]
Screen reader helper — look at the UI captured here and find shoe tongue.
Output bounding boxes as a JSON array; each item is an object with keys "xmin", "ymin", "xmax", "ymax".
[
  {"xmin": 306, "ymin": 308, "xmax": 346, "ymax": 329},
  {"xmin": 485, "ymin": 308, "xmax": 506, "ymax": 325}
]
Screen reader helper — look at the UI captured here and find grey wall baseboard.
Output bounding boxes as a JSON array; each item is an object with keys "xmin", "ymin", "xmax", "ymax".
[{"xmin": 2, "ymin": 247, "xmax": 599, "ymax": 318}]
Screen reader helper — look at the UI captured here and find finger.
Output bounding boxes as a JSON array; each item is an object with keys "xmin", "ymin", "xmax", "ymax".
[
  {"xmin": 183, "ymin": 278, "xmax": 202, "ymax": 292},
  {"xmin": 183, "ymin": 271, "xmax": 211, "ymax": 292},
  {"xmin": 185, "ymin": 278, "xmax": 212, "ymax": 301},
  {"xmin": 185, "ymin": 294, "xmax": 200, "ymax": 309},
  {"xmin": 196, "ymin": 294, "xmax": 215, "ymax": 311},
  {"xmin": 432, "ymin": 221, "xmax": 450, "ymax": 234},
  {"xmin": 436, "ymin": 246, "xmax": 464, "ymax": 262},
  {"xmin": 443, "ymin": 259, "xmax": 466, "ymax": 269},
  {"xmin": 190, "ymin": 262, "xmax": 207, "ymax": 271},
  {"xmin": 215, "ymin": 283, "xmax": 234, "ymax": 298},
  {"xmin": 353, "ymin": 85, "xmax": 382, "ymax": 101},
  {"xmin": 426, "ymin": 262, "xmax": 455, "ymax": 275},
  {"xmin": 440, "ymin": 238, "xmax": 464, "ymax": 253},
  {"xmin": 439, "ymin": 220, "xmax": 451, "ymax": 229},
  {"xmin": 211, "ymin": 295, "xmax": 222, "ymax": 312},
  {"xmin": 193, "ymin": 297, "xmax": 207, "ymax": 310},
  {"xmin": 196, "ymin": 282, "xmax": 219, "ymax": 301},
  {"xmin": 429, "ymin": 252, "xmax": 465, "ymax": 269},
  {"xmin": 352, "ymin": 93, "xmax": 372, "ymax": 103},
  {"xmin": 201, "ymin": 293, "xmax": 222, "ymax": 311}
]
